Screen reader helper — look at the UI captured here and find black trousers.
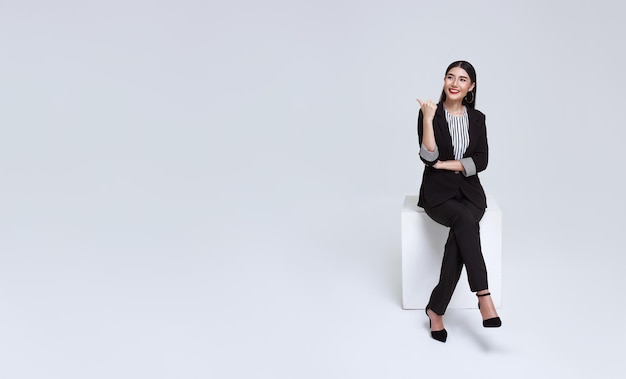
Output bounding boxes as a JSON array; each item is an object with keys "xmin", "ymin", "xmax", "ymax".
[{"xmin": 424, "ymin": 192, "xmax": 488, "ymax": 315}]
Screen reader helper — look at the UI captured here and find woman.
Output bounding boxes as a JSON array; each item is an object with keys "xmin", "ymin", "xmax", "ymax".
[{"xmin": 416, "ymin": 60, "xmax": 501, "ymax": 343}]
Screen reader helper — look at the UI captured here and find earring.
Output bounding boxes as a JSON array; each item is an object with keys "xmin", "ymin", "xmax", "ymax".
[{"xmin": 465, "ymin": 91, "xmax": 474, "ymax": 103}]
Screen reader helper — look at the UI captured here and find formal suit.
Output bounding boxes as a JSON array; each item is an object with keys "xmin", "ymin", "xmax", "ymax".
[
  {"xmin": 416, "ymin": 102, "xmax": 490, "ymax": 315},
  {"xmin": 417, "ymin": 103, "xmax": 488, "ymax": 210}
]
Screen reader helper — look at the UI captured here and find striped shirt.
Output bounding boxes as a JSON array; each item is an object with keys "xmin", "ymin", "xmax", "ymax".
[{"xmin": 444, "ymin": 107, "xmax": 470, "ymax": 160}]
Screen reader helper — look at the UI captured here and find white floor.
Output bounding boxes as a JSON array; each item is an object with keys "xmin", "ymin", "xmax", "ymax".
[{"xmin": 0, "ymin": 194, "xmax": 623, "ymax": 379}]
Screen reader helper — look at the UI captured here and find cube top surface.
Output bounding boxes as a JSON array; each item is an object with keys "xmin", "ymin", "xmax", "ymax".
[{"xmin": 402, "ymin": 195, "xmax": 500, "ymax": 213}]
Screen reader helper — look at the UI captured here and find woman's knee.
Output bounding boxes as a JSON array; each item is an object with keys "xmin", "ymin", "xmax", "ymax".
[{"xmin": 450, "ymin": 210, "xmax": 478, "ymax": 229}]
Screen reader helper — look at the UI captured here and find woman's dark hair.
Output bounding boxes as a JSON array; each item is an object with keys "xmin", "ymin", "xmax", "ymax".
[{"xmin": 439, "ymin": 60, "xmax": 477, "ymax": 109}]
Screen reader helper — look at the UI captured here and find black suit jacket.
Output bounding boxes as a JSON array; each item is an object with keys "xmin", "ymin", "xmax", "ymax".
[{"xmin": 417, "ymin": 103, "xmax": 488, "ymax": 209}]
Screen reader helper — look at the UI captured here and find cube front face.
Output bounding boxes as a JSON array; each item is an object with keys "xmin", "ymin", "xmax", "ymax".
[{"xmin": 401, "ymin": 196, "xmax": 502, "ymax": 310}]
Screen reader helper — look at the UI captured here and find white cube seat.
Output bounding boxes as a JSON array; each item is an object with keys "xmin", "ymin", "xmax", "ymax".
[{"xmin": 401, "ymin": 195, "xmax": 502, "ymax": 310}]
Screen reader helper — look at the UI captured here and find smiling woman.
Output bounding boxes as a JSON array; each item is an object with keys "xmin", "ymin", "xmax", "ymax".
[{"xmin": 415, "ymin": 60, "xmax": 501, "ymax": 343}]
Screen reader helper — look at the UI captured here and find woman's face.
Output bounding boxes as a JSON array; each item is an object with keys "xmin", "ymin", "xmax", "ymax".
[{"xmin": 443, "ymin": 67, "xmax": 475, "ymax": 102}]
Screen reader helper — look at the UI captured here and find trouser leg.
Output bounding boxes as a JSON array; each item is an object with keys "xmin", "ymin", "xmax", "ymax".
[
  {"xmin": 427, "ymin": 229, "xmax": 463, "ymax": 315},
  {"xmin": 424, "ymin": 196, "xmax": 487, "ymax": 315}
]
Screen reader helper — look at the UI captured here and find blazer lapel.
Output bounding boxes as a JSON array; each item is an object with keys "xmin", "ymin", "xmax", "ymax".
[
  {"xmin": 465, "ymin": 107, "xmax": 482, "ymax": 155},
  {"xmin": 434, "ymin": 103, "xmax": 453, "ymax": 158}
]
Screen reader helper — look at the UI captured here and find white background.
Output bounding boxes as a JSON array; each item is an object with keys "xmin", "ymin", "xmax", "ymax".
[{"xmin": 1, "ymin": 0, "xmax": 624, "ymax": 377}]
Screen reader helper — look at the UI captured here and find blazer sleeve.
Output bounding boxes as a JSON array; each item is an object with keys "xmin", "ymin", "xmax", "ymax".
[{"xmin": 417, "ymin": 109, "xmax": 439, "ymax": 166}]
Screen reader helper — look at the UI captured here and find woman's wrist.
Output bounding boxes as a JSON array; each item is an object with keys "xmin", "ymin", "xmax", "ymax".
[{"xmin": 434, "ymin": 160, "xmax": 464, "ymax": 171}]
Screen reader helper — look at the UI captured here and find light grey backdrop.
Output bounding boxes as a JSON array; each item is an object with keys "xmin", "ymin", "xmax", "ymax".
[{"xmin": 1, "ymin": 0, "xmax": 624, "ymax": 378}]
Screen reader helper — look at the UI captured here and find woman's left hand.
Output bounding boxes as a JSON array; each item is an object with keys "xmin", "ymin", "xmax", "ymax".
[{"xmin": 433, "ymin": 160, "xmax": 465, "ymax": 172}]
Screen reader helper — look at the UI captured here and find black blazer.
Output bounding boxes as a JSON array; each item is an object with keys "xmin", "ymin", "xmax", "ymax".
[{"xmin": 417, "ymin": 103, "xmax": 488, "ymax": 209}]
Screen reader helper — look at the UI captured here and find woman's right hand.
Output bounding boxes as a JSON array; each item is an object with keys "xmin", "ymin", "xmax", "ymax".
[{"xmin": 416, "ymin": 99, "xmax": 437, "ymax": 121}]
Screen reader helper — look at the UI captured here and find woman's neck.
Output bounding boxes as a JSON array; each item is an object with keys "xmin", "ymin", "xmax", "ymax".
[{"xmin": 443, "ymin": 100, "xmax": 465, "ymax": 116}]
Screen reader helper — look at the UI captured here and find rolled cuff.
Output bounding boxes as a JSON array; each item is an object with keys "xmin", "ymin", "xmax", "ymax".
[
  {"xmin": 460, "ymin": 157, "xmax": 476, "ymax": 177},
  {"xmin": 420, "ymin": 143, "xmax": 439, "ymax": 163}
]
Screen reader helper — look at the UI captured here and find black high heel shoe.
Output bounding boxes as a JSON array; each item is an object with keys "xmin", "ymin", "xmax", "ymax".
[
  {"xmin": 425, "ymin": 308, "xmax": 447, "ymax": 342},
  {"xmin": 476, "ymin": 292, "xmax": 502, "ymax": 328}
]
